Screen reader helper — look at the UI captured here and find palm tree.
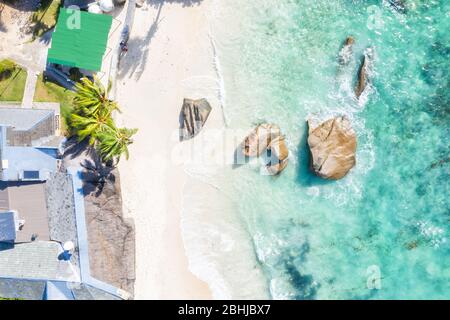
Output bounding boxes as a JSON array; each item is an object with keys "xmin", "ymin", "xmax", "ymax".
[
  {"xmin": 70, "ymin": 107, "xmax": 115, "ymax": 145},
  {"xmin": 96, "ymin": 127, "xmax": 138, "ymax": 165},
  {"xmin": 73, "ymin": 77, "xmax": 119, "ymax": 116}
]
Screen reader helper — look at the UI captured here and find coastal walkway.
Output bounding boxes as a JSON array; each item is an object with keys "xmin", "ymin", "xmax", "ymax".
[{"xmin": 22, "ymin": 71, "xmax": 38, "ymax": 108}]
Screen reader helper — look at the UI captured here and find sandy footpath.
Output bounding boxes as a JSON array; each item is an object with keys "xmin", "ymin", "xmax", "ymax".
[{"xmin": 116, "ymin": 0, "xmax": 223, "ymax": 299}]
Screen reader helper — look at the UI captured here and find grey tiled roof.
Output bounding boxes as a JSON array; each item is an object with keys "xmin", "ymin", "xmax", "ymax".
[
  {"xmin": 46, "ymin": 172, "xmax": 79, "ymax": 268},
  {"xmin": 0, "ymin": 278, "xmax": 46, "ymax": 300},
  {"xmin": 0, "ymin": 241, "xmax": 79, "ymax": 282},
  {"xmin": 0, "ymin": 108, "xmax": 54, "ymax": 131},
  {"xmin": 0, "ymin": 211, "xmax": 17, "ymax": 242},
  {"xmin": 0, "ymin": 279, "xmax": 121, "ymax": 300},
  {"xmin": 71, "ymin": 283, "xmax": 121, "ymax": 300}
]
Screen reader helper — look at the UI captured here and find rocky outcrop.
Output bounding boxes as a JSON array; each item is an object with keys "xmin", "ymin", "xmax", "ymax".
[
  {"xmin": 180, "ymin": 98, "xmax": 212, "ymax": 140},
  {"xmin": 355, "ymin": 47, "xmax": 374, "ymax": 99},
  {"xmin": 242, "ymin": 123, "xmax": 280, "ymax": 157},
  {"xmin": 307, "ymin": 116, "xmax": 356, "ymax": 180},
  {"xmin": 339, "ymin": 36, "xmax": 355, "ymax": 65},
  {"xmin": 266, "ymin": 135, "xmax": 289, "ymax": 175},
  {"xmin": 241, "ymin": 124, "xmax": 289, "ymax": 175}
]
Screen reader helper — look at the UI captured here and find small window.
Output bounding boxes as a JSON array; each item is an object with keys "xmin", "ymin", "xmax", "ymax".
[{"xmin": 23, "ymin": 171, "xmax": 40, "ymax": 180}]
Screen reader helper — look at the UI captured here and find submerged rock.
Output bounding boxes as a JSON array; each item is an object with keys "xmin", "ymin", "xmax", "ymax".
[
  {"xmin": 180, "ymin": 98, "xmax": 212, "ymax": 140},
  {"xmin": 307, "ymin": 116, "xmax": 357, "ymax": 180},
  {"xmin": 387, "ymin": 0, "xmax": 407, "ymax": 14},
  {"xmin": 355, "ymin": 47, "xmax": 374, "ymax": 99},
  {"xmin": 242, "ymin": 123, "xmax": 281, "ymax": 157},
  {"xmin": 266, "ymin": 135, "xmax": 289, "ymax": 175},
  {"xmin": 339, "ymin": 36, "xmax": 355, "ymax": 65}
]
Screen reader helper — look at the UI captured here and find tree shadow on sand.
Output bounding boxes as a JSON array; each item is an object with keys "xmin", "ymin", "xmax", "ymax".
[
  {"xmin": 118, "ymin": 1, "xmax": 164, "ymax": 80},
  {"xmin": 147, "ymin": 0, "xmax": 203, "ymax": 8},
  {"xmin": 118, "ymin": 0, "xmax": 205, "ymax": 80},
  {"xmin": 0, "ymin": 3, "xmax": 6, "ymax": 32},
  {"xmin": 1, "ymin": 0, "xmax": 40, "ymax": 11}
]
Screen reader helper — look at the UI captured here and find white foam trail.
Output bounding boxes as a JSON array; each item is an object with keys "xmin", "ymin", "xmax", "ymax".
[{"xmin": 209, "ymin": 33, "xmax": 229, "ymax": 127}]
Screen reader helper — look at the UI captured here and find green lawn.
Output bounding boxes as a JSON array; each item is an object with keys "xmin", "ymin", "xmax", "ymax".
[
  {"xmin": 34, "ymin": 74, "xmax": 75, "ymax": 134},
  {"xmin": 30, "ymin": 0, "xmax": 62, "ymax": 40},
  {"xmin": 0, "ymin": 61, "xmax": 27, "ymax": 102}
]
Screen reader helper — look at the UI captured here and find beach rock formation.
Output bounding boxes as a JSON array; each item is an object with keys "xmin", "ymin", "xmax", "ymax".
[
  {"xmin": 240, "ymin": 123, "xmax": 289, "ymax": 175},
  {"xmin": 339, "ymin": 36, "xmax": 355, "ymax": 65},
  {"xmin": 180, "ymin": 98, "xmax": 212, "ymax": 140},
  {"xmin": 355, "ymin": 47, "xmax": 374, "ymax": 99},
  {"xmin": 307, "ymin": 116, "xmax": 357, "ymax": 180},
  {"xmin": 242, "ymin": 123, "xmax": 281, "ymax": 157},
  {"xmin": 266, "ymin": 135, "xmax": 289, "ymax": 175}
]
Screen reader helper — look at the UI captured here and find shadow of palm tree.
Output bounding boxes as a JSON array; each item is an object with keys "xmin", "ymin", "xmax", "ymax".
[
  {"xmin": 81, "ymin": 158, "xmax": 116, "ymax": 197},
  {"xmin": 0, "ymin": 3, "xmax": 7, "ymax": 32},
  {"xmin": 118, "ymin": 1, "xmax": 164, "ymax": 80},
  {"xmin": 147, "ymin": 0, "xmax": 203, "ymax": 7},
  {"xmin": 64, "ymin": 137, "xmax": 96, "ymax": 160},
  {"xmin": 2, "ymin": 0, "xmax": 40, "ymax": 11},
  {"xmin": 38, "ymin": 28, "xmax": 53, "ymax": 45}
]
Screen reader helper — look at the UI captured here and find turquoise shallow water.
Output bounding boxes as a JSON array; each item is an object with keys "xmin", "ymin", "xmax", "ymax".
[{"xmin": 205, "ymin": 0, "xmax": 449, "ymax": 299}]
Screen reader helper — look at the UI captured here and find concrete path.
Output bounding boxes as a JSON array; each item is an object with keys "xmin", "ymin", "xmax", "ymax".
[
  {"xmin": 0, "ymin": 31, "xmax": 51, "ymax": 109},
  {"xmin": 22, "ymin": 70, "xmax": 38, "ymax": 108}
]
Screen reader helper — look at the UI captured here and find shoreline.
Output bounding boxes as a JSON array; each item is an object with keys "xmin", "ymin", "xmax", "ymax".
[{"xmin": 116, "ymin": 0, "xmax": 221, "ymax": 299}]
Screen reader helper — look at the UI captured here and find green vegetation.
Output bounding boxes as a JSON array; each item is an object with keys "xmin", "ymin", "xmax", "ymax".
[
  {"xmin": 34, "ymin": 74, "xmax": 76, "ymax": 134},
  {"xmin": 71, "ymin": 77, "xmax": 138, "ymax": 165},
  {"xmin": 71, "ymin": 106, "xmax": 116, "ymax": 145},
  {"xmin": 0, "ymin": 59, "xmax": 17, "ymax": 80},
  {"xmin": 97, "ymin": 127, "xmax": 139, "ymax": 163},
  {"xmin": 0, "ymin": 60, "xmax": 27, "ymax": 102},
  {"xmin": 30, "ymin": 0, "xmax": 62, "ymax": 40}
]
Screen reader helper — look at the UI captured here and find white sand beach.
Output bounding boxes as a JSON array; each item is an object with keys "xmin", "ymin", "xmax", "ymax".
[{"xmin": 116, "ymin": 0, "xmax": 223, "ymax": 299}]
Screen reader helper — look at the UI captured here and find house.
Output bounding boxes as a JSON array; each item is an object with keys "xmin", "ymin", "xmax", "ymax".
[
  {"xmin": 0, "ymin": 107, "xmax": 64, "ymax": 181},
  {"xmin": 0, "ymin": 107, "xmax": 129, "ymax": 299},
  {"xmin": 47, "ymin": 8, "xmax": 112, "ymax": 72},
  {"xmin": 0, "ymin": 170, "xmax": 129, "ymax": 300}
]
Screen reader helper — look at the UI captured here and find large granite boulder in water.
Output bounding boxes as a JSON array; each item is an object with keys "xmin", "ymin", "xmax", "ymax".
[
  {"xmin": 307, "ymin": 116, "xmax": 357, "ymax": 180},
  {"xmin": 180, "ymin": 98, "xmax": 212, "ymax": 140},
  {"xmin": 266, "ymin": 135, "xmax": 289, "ymax": 175},
  {"xmin": 242, "ymin": 123, "xmax": 281, "ymax": 157}
]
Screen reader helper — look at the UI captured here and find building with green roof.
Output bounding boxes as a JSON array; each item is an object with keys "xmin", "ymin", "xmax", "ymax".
[{"xmin": 47, "ymin": 9, "xmax": 113, "ymax": 72}]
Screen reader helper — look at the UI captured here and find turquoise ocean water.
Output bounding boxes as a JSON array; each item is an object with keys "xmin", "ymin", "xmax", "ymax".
[{"xmin": 186, "ymin": 0, "xmax": 449, "ymax": 299}]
